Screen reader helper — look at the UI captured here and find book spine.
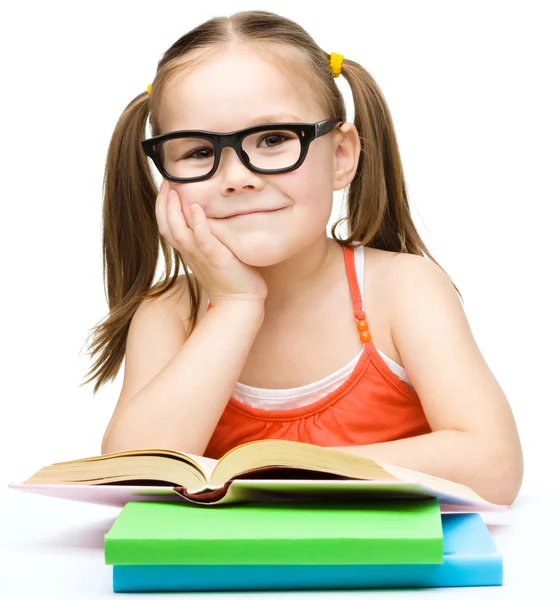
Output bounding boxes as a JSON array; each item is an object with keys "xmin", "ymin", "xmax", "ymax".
[
  {"xmin": 105, "ymin": 536, "xmax": 442, "ymax": 566},
  {"xmin": 112, "ymin": 557, "xmax": 503, "ymax": 592}
]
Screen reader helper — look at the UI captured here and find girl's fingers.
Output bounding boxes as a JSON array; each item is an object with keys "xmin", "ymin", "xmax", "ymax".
[
  {"xmin": 167, "ymin": 190, "xmax": 195, "ymax": 251},
  {"xmin": 155, "ymin": 180, "xmax": 172, "ymax": 240},
  {"xmin": 156, "ymin": 183, "xmax": 222, "ymax": 261},
  {"xmin": 181, "ymin": 201, "xmax": 195, "ymax": 230},
  {"xmin": 188, "ymin": 204, "xmax": 222, "ymax": 257}
]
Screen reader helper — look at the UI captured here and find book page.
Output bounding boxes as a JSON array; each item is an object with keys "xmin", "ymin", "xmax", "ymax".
[
  {"xmin": 210, "ymin": 439, "xmax": 396, "ymax": 486},
  {"xmin": 184, "ymin": 453, "xmax": 218, "ymax": 481}
]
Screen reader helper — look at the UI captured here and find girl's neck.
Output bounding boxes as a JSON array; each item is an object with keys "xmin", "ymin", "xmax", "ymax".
[{"xmin": 259, "ymin": 237, "xmax": 343, "ymax": 312}]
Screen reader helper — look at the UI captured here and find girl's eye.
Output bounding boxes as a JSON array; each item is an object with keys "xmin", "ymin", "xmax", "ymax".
[
  {"xmin": 257, "ymin": 133, "xmax": 290, "ymax": 148},
  {"xmin": 185, "ymin": 147, "xmax": 214, "ymax": 160}
]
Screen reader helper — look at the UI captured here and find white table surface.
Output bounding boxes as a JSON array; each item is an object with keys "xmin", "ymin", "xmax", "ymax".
[{"xmin": 0, "ymin": 490, "xmax": 556, "ymax": 599}]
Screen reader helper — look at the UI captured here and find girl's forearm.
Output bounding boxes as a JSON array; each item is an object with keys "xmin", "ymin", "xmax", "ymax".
[
  {"xmin": 330, "ymin": 429, "xmax": 523, "ymax": 506},
  {"xmin": 102, "ymin": 301, "xmax": 265, "ymax": 456}
]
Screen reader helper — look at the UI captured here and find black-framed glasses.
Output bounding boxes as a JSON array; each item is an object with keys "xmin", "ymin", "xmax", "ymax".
[{"xmin": 142, "ymin": 117, "xmax": 344, "ymax": 183}]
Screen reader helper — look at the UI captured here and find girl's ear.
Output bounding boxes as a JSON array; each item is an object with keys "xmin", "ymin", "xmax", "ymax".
[{"xmin": 333, "ymin": 123, "xmax": 361, "ymax": 191}]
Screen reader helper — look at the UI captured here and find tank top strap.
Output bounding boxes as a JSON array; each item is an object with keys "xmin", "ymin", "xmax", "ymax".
[
  {"xmin": 342, "ymin": 244, "xmax": 372, "ymax": 344},
  {"xmin": 342, "ymin": 244, "xmax": 365, "ymax": 319}
]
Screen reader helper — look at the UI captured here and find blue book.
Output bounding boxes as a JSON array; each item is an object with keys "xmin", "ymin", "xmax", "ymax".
[{"xmin": 112, "ymin": 513, "xmax": 502, "ymax": 591}]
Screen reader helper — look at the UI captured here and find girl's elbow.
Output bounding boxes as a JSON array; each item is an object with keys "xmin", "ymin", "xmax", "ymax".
[{"xmin": 484, "ymin": 440, "xmax": 524, "ymax": 506}]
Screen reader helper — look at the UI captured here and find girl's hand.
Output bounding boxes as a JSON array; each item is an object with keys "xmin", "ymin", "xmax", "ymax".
[{"xmin": 155, "ymin": 180, "xmax": 268, "ymax": 306}]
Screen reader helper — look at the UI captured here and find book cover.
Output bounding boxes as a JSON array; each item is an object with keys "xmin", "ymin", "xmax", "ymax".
[
  {"xmin": 105, "ymin": 498, "xmax": 444, "ymax": 566},
  {"xmin": 111, "ymin": 513, "xmax": 502, "ymax": 591},
  {"xmin": 7, "ymin": 480, "xmax": 509, "ymax": 513},
  {"xmin": 9, "ymin": 440, "xmax": 511, "ymax": 512}
]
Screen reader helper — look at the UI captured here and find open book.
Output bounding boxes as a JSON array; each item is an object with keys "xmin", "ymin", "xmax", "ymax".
[{"xmin": 12, "ymin": 439, "xmax": 508, "ymax": 511}]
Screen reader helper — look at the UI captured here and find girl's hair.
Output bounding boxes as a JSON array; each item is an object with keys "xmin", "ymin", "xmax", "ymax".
[{"xmin": 80, "ymin": 10, "xmax": 461, "ymax": 395}]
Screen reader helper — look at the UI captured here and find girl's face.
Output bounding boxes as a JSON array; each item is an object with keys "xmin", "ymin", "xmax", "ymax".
[{"xmin": 159, "ymin": 48, "xmax": 340, "ymax": 267}]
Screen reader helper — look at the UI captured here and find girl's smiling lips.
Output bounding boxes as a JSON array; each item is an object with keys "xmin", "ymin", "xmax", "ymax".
[{"xmin": 217, "ymin": 207, "xmax": 286, "ymax": 219}]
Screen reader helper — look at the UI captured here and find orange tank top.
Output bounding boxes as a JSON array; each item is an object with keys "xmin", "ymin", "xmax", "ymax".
[{"xmin": 205, "ymin": 244, "xmax": 431, "ymax": 459}]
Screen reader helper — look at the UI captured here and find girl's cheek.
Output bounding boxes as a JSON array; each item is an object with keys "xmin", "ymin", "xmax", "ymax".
[{"xmin": 174, "ymin": 182, "xmax": 210, "ymax": 207}]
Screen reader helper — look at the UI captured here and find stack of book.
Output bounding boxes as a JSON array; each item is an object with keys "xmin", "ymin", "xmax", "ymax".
[
  {"xmin": 11, "ymin": 439, "xmax": 506, "ymax": 591},
  {"xmin": 104, "ymin": 499, "xmax": 503, "ymax": 592}
]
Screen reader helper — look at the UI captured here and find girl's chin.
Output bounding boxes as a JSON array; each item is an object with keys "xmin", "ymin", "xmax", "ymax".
[
  {"xmin": 225, "ymin": 238, "xmax": 292, "ymax": 268},
  {"xmin": 232, "ymin": 248, "xmax": 287, "ymax": 268}
]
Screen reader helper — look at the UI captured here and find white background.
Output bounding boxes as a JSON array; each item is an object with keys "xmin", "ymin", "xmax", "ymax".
[{"xmin": 1, "ymin": 0, "xmax": 557, "ymax": 494}]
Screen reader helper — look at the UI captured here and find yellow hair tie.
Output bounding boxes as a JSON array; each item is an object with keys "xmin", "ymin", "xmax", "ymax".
[
  {"xmin": 329, "ymin": 53, "xmax": 344, "ymax": 78},
  {"xmin": 146, "ymin": 83, "xmax": 152, "ymax": 95}
]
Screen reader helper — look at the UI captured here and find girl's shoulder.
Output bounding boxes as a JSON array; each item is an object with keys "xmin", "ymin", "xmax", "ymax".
[
  {"xmin": 363, "ymin": 247, "xmax": 452, "ymax": 361},
  {"xmin": 363, "ymin": 247, "xmax": 446, "ymax": 296}
]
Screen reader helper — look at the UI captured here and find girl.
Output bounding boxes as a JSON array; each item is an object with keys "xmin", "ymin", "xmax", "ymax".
[{"xmin": 84, "ymin": 10, "xmax": 523, "ymax": 505}]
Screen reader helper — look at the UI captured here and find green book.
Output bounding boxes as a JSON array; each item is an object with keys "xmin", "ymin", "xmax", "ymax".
[{"xmin": 105, "ymin": 498, "xmax": 443, "ymax": 566}]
